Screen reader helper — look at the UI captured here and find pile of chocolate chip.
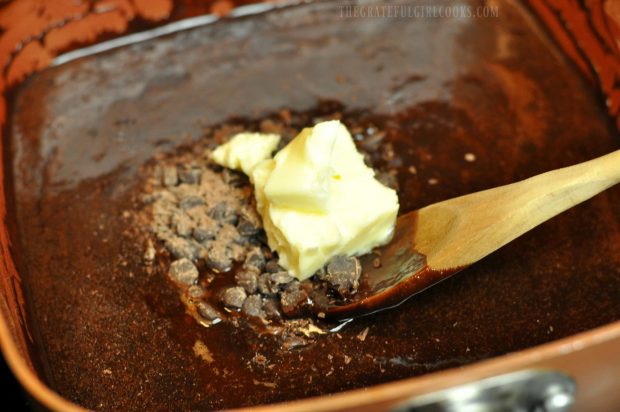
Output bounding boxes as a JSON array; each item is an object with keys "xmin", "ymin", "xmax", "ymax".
[{"xmin": 140, "ymin": 141, "xmax": 363, "ymax": 344}]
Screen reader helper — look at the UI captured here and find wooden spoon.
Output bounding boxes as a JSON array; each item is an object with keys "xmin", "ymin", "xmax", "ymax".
[{"xmin": 325, "ymin": 150, "xmax": 620, "ymax": 318}]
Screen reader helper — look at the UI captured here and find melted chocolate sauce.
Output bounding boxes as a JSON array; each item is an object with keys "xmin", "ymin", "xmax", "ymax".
[{"xmin": 6, "ymin": 1, "xmax": 620, "ymax": 410}]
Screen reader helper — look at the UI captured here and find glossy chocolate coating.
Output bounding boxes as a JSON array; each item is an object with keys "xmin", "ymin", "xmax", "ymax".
[{"xmin": 7, "ymin": 1, "xmax": 620, "ymax": 410}]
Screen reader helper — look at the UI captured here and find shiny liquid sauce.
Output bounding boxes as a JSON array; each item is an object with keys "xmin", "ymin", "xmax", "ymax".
[{"xmin": 7, "ymin": 1, "xmax": 620, "ymax": 410}]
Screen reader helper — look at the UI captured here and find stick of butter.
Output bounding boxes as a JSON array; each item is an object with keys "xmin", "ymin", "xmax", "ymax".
[{"xmin": 212, "ymin": 121, "xmax": 399, "ymax": 280}]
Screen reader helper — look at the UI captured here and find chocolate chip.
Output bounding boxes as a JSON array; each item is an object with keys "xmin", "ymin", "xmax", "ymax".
[
  {"xmin": 229, "ymin": 243, "xmax": 246, "ymax": 263},
  {"xmin": 264, "ymin": 259, "xmax": 282, "ymax": 273},
  {"xmin": 263, "ymin": 299, "xmax": 281, "ymax": 320},
  {"xmin": 164, "ymin": 236, "xmax": 198, "ymax": 260},
  {"xmin": 189, "ymin": 210, "xmax": 219, "ymax": 241},
  {"xmin": 307, "ymin": 288, "xmax": 330, "ymax": 312},
  {"xmin": 241, "ymin": 294, "xmax": 265, "ymax": 318},
  {"xmin": 168, "ymin": 258, "xmax": 199, "ymax": 285},
  {"xmin": 206, "ymin": 242, "xmax": 232, "ymax": 272},
  {"xmin": 235, "ymin": 269, "xmax": 259, "ymax": 294},
  {"xmin": 196, "ymin": 301, "xmax": 220, "ymax": 321},
  {"xmin": 325, "ymin": 255, "xmax": 362, "ymax": 298},
  {"xmin": 243, "ymin": 248, "xmax": 266, "ymax": 271},
  {"xmin": 257, "ymin": 273, "xmax": 279, "ymax": 296},
  {"xmin": 285, "ymin": 280, "xmax": 301, "ymax": 293},
  {"xmin": 270, "ymin": 271, "xmax": 295, "ymax": 289},
  {"xmin": 219, "ymin": 223, "xmax": 241, "ymax": 245},
  {"xmin": 280, "ymin": 289, "xmax": 309, "ymax": 317},
  {"xmin": 172, "ymin": 213, "xmax": 194, "ymax": 237},
  {"xmin": 237, "ymin": 207, "xmax": 262, "ymax": 237},
  {"xmin": 237, "ymin": 215, "xmax": 259, "ymax": 237},
  {"xmin": 221, "ymin": 286, "xmax": 247, "ymax": 309},
  {"xmin": 193, "ymin": 227, "xmax": 215, "ymax": 242},
  {"xmin": 241, "ymin": 205, "xmax": 262, "ymax": 225},
  {"xmin": 178, "ymin": 167, "xmax": 202, "ymax": 184},
  {"xmin": 179, "ymin": 195, "xmax": 205, "ymax": 210},
  {"xmin": 209, "ymin": 201, "xmax": 237, "ymax": 224}
]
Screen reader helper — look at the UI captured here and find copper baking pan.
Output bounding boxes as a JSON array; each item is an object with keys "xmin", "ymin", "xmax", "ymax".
[{"xmin": 1, "ymin": 0, "xmax": 620, "ymax": 410}]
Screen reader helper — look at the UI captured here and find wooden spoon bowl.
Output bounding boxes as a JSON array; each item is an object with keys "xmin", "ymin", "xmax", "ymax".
[{"xmin": 327, "ymin": 150, "xmax": 620, "ymax": 318}]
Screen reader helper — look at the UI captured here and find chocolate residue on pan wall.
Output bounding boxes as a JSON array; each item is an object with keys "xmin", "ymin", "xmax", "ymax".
[{"xmin": 3, "ymin": 0, "xmax": 620, "ymax": 411}]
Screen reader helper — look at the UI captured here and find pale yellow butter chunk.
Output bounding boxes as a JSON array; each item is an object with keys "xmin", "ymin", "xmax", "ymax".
[
  {"xmin": 256, "ymin": 173, "xmax": 398, "ymax": 280},
  {"xmin": 250, "ymin": 120, "xmax": 399, "ymax": 280},
  {"xmin": 211, "ymin": 132, "xmax": 280, "ymax": 175},
  {"xmin": 212, "ymin": 121, "xmax": 399, "ymax": 280},
  {"xmin": 263, "ymin": 121, "xmax": 374, "ymax": 213},
  {"xmin": 264, "ymin": 123, "xmax": 336, "ymax": 213}
]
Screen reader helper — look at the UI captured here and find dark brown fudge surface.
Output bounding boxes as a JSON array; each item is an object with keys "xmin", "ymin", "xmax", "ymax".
[{"xmin": 7, "ymin": 1, "xmax": 620, "ymax": 410}]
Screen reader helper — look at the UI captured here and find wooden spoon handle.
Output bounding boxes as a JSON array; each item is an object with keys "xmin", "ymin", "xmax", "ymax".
[
  {"xmin": 514, "ymin": 149, "xmax": 620, "ymax": 224},
  {"xmin": 419, "ymin": 150, "xmax": 620, "ymax": 270}
]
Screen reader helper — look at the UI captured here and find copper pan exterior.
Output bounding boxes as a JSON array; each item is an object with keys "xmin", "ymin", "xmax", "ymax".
[{"xmin": 1, "ymin": 0, "xmax": 619, "ymax": 410}]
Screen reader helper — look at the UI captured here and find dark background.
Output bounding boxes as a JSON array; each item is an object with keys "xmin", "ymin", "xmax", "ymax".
[{"xmin": 1, "ymin": 357, "xmax": 31, "ymax": 410}]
